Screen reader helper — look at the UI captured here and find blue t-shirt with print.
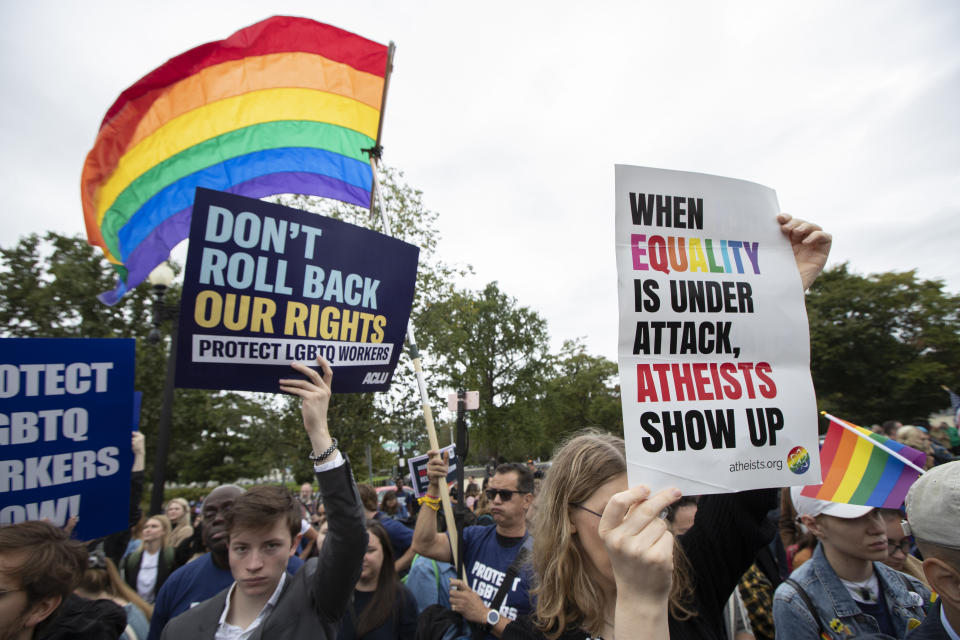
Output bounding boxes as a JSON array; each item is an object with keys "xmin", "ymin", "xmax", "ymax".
[{"xmin": 461, "ymin": 525, "xmax": 533, "ymax": 625}]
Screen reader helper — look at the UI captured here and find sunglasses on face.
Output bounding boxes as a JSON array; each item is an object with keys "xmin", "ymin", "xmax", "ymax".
[{"xmin": 485, "ymin": 488, "xmax": 527, "ymax": 501}]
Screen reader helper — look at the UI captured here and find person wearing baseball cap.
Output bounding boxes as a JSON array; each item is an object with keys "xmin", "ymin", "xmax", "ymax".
[
  {"xmin": 905, "ymin": 460, "xmax": 960, "ymax": 638},
  {"xmin": 773, "ymin": 487, "xmax": 930, "ymax": 639}
]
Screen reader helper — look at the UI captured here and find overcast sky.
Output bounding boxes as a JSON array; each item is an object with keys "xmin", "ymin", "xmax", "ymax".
[{"xmin": 1, "ymin": 1, "xmax": 958, "ymax": 361}]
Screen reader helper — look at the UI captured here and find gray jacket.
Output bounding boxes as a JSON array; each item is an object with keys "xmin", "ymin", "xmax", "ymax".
[
  {"xmin": 773, "ymin": 543, "xmax": 930, "ymax": 639},
  {"xmin": 160, "ymin": 460, "xmax": 366, "ymax": 640}
]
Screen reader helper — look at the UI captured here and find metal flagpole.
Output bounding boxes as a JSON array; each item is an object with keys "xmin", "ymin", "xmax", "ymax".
[
  {"xmin": 370, "ymin": 154, "xmax": 462, "ymax": 576},
  {"xmin": 365, "ymin": 41, "xmax": 464, "ymax": 575},
  {"xmin": 367, "ymin": 42, "xmax": 395, "ymax": 213}
]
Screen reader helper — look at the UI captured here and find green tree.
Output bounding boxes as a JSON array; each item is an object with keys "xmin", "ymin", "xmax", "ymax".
[
  {"xmin": 244, "ymin": 390, "xmax": 385, "ymax": 484},
  {"xmin": 806, "ymin": 264, "xmax": 960, "ymax": 426},
  {"xmin": 420, "ymin": 281, "xmax": 551, "ymax": 461},
  {"xmin": 170, "ymin": 390, "xmax": 275, "ymax": 483},
  {"xmin": 535, "ymin": 339, "xmax": 623, "ymax": 456},
  {"xmin": 0, "ymin": 231, "xmax": 156, "ymax": 339}
]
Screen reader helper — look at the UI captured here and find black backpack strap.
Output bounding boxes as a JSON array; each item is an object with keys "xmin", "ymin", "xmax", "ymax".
[
  {"xmin": 491, "ymin": 540, "xmax": 530, "ymax": 612},
  {"xmin": 471, "ymin": 536, "xmax": 532, "ymax": 640},
  {"xmin": 784, "ymin": 578, "xmax": 827, "ymax": 637},
  {"xmin": 124, "ymin": 549, "xmax": 142, "ymax": 586}
]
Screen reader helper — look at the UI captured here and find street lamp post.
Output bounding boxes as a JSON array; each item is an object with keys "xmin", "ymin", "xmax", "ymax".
[{"xmin": 147, "ymin": 264, "xmax": 177, "ymax": 515}]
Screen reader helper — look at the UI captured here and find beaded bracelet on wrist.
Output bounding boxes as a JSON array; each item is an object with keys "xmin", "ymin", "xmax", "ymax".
[{"xmin": 308, "ymin": 438, "xmax": 338, "ymax": 463}]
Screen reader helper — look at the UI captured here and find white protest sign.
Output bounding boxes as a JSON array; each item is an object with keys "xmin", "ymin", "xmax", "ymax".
[{"xmin": 615, "ymin": 165, "xmax": 820, "ymax": 495}]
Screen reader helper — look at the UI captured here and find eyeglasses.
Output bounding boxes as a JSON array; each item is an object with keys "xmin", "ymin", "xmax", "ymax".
[
  {"xmin": 0, "ymin": 588, "xmax": 24, "ymax": 598},
  {"xmin": 571, "ymin": 502, "xmax": 672, "ymax": 521},
  {"xmin": 887, "ymin": 539, "xmax": 911, "ymax": 556},
  {"xmin": 571, "ymin": 503, "xmax": 603, "ymax": 518},
  {"xmin": 485, "ymin": 488, "xmax": 528, "ymax": 502}
]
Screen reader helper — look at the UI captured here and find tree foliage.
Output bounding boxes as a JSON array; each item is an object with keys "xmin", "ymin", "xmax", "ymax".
[
  {"xmin": 806, "ymin": 264, "xmax": 960, "ymax": 425},
  {"xmin": 535, "ymin": 339, "xmax": 623, "ymax": 456},
  {"xmin": 419, "ymin": 281, "xmax": 551, "ymax": 461},
  {"xmin": 0, "ymin": 232, "xmax": 155, "ymax": 339}
]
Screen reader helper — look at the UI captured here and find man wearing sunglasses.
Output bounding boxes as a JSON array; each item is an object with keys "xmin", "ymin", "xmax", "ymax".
[{"xmin": 412, "ymin": 454, "xmax": 535, "ymax": 639}]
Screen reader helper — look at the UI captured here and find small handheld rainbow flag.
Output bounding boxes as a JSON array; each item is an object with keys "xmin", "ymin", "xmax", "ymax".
[
  {"xmin": 801, "ymin": 413, "xmax": 926, "ymax": 508},
  {"xmin": 81, "ymin": 16, "xmax": 390, "ymax": 305}
]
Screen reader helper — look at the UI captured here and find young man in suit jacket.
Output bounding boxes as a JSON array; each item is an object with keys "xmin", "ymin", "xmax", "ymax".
[{"xmin": 161, "ymin": 357, "xmax": 366, "ymax": 640}]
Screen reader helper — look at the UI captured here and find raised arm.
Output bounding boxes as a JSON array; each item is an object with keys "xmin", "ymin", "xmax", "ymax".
[
  {"xmin": 279, "ymin": 357, "xmax": 366, "ymax": 621},
  {"xmin": 104, "ymin": 431, "xmax": 146, "ymax": 565},
  {"xmin": 411, "ymin": 450, "xmax": 454, "ymax": 563},
  {"xmin": 778, "ymin": 214, "xmax": 832, "ymax": 291},
  {"xmin": 280, "ymin": 357, "xmax": 337, "ymax": 459},
  {"xmin": 600, "ymin": 486, "xmax": 681, "ymax": 640}
]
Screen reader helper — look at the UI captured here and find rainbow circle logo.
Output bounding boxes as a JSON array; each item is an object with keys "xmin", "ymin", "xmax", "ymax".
[{"xmin": 787, "ymin": 446, "xmax": 810, "ymax": 474}]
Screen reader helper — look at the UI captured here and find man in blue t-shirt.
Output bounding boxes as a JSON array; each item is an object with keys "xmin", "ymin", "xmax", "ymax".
[{"xmin": 413, "ymin": 455, "xmax": 534, "ymax": 639}]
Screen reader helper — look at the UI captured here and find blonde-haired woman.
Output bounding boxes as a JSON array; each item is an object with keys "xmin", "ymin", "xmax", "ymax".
[
  {"xmin": 896, "ymin": 426, "xmax": 935, "ymax": 470},
  {"xmin": 503, "ymin": 430, "xmax": 779, "ymax": 640},
  {"xmin": 503, "ymin": 431, "xmax": 680, "ymax": 640},
  {"xmin": 121, "ymin": 514, "xmax": 178, "ymax": 604},
  {"xmin": 164, "ymin": 497, "xmax": 194, "ymax": 548}
]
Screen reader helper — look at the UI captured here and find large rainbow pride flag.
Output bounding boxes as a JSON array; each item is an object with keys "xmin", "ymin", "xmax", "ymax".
[
  {"xmin": 80, "ymin": 16, "xmax": 389, "ymax": 304},
  {"xmin": 801, "ymin": 413, "xmax": 926, "ymax": 508}
]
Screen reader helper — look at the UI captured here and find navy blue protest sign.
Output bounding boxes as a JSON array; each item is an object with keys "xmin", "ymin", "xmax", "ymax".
[
  {"xmin": 132, "ymin": 391, "xmax": 142, "ymax": 430},
  {"xmin": 176, "ymin": 188, "xmax": 420, "ymax": 394},
  {"xmin": 0, "ymin": 338, "xmax": 134, "ymax": 540},
  {"xmin": 407, "ymin": 444, "xmax": 457, "ymax": 497}
]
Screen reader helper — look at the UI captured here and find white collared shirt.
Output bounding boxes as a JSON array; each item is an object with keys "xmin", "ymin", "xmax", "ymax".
[
  {"xmin": 214, "ymin": 571, "xmax": 287, "ymax": 640},
  {"xmin": 136, "ymin": 549, "xmax": 160, "ymax": 603},
  {"xmin": 313, "ymin": 450, "xmax": 345, "ymax": 473}
]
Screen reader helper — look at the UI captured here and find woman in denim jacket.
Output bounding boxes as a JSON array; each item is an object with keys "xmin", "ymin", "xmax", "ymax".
[{"xmin": 773, "ymin": 488, "xmax": 930, "ymax": 639}]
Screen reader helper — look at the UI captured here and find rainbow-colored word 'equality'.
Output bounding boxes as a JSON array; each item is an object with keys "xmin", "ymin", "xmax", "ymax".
[
  {"xmin": 801, "ymin": 416, "xmax": 926, "ymax": 508},
  {"xmin": 81, "ymin": 16, "xmax": 388, "ymax": 304}
]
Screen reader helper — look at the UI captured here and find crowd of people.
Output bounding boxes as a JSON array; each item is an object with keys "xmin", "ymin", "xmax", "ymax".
[{"xmin": 2, "ymin": 216, "xmax": 959, "ymax": 640}]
